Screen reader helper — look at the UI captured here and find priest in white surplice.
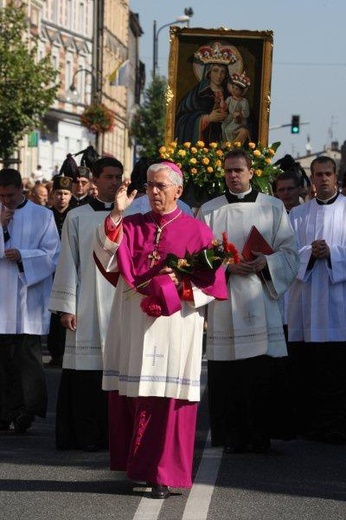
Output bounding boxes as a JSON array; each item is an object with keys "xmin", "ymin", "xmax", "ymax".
[
  {"xmin": 288, "ymin": 156, "xmax": 346, "ymax": 444},
  {"xmin": 197, "ymin": 148, "xmax": 299, "ymax": 453},
  {"xmin": 0, "ymin": 168, "xmax": 60, "ymax": 433},
  {"xmin": 49, "ymin": 156, "xmax": 123, "ymax": 451}
]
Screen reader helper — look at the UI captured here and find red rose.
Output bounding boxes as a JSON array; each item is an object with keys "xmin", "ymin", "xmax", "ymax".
[{"xmin": 140, "ymin": 295, "xmax": 162, "ymax": 317}]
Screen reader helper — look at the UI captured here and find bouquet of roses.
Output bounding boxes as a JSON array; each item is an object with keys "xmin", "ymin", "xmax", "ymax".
[
  {"xmin": 139, "ymin": 232, "xmax": 239, "ymax": 317},
  {"xmin": 165, "ymin": 232, "xmax": 240, "ymax": 274}
]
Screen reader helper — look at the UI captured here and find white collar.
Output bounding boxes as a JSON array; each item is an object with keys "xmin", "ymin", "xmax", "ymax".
[
  {"xmin": 228, "ymin": 187, "xmax": 252, "ymax": 199},
  {"xmin": 316, "ymin": 191, "xmax": 338, "ymax": 204}
]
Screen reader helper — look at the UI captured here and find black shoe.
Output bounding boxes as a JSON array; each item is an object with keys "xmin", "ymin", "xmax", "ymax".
[
  {"xmin": 47, "ymin": 356, "xmax": 63, "ymax": 367},
  {"xmin": 305, "ymin": 429, "xmax": 323, "ymax": 442},
  {"xmin": 82, "ymin": 444, "xmax": 99, "ymax": 452},
  {"xmin": 325, "ymin": 429, "xmax": 346, "ymax": 445},
  {"xmin": 14, "ymin": 413, "xmax": 33, "ymax": 434},
  {"xmin": 252, "ymin": 439, "xmax": 271, "ymax": 453},
  {"xmin": 223, "ymin": 444, "xmax": 248, "ymax": 454},
  {"xmin": 0, "ymin": 420, "xmax": 10, "ymax": 431},
  {"xmin": 151, "ymin": 485, "xmax": 170, "ymax": 499}
]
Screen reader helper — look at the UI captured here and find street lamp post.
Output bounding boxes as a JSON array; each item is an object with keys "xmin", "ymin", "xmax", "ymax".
[
  {"xmin": 153, "ymin": 11, "xmax": 193, "ymax": 77},
  {"xmin": 65, "ymin": 67, "xmax": 98, "ymax": 104},
  {"xmin": 65, "ymin": 67, "xmax": 101, "ymax": 151}
]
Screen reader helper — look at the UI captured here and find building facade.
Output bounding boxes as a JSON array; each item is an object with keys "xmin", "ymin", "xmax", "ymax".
[{"xmin": 2, "ymin": 0, "xmax": 143, "ymax": 178}]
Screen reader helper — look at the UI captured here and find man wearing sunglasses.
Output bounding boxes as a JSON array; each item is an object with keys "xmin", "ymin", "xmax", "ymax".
[{"xmin": 69, "ymin": 166, "xmax": 93, "ymax": 208}]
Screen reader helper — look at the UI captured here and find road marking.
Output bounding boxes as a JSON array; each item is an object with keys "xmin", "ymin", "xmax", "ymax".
[
  {"xmin": 132, "ymin": 367, "xmax": 219, "ymax": 520},
  {"xmin": 132, "ymin": 486, "xmax": 164, "ymax": 519},
  {"xmin": 182, "ymin": 431, "xmax": 222, "ymax": 520}
]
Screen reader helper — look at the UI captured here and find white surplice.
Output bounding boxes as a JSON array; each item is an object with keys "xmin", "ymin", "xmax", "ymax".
[
  {"xmin": 0, "ymin": 201, "xmax": 60, "ymax": 334},
  {"xmin": 49, "ymin": 205, "xmax": 116, "ymax": 370},
  {"xmin": 197, "ymin": 193, "xmax": 299, "ymax": 360},
  {"xmin": 288, "ymin": 194, "xmax": 346, "ymax": 342},
  {"xmin": 93, "ymin": 220, "xmax": 216, "ymax": 402}
]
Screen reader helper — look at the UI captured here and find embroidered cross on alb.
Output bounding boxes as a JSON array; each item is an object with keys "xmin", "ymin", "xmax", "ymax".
[
  {"xmin": 243, "ymin": 310, "xmax": 257, "ymax": 323},
  {"xmin": 146, "ymin": 345, "xmax": 164, "ymax": 367}
]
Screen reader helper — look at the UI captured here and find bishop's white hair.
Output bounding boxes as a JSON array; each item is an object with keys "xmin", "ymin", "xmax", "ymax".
[{"xmin": 147, "ymin": 163, "xmax": 183, "ymax": 187}]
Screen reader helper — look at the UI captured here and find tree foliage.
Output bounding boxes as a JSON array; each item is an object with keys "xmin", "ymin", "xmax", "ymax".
[
  {"xmin": 130, "ymin": 75, "xmax": 167, "ymax": 159},
  {"xmin": 0, "ymin": 1, "xmax": 58, "ymax": 162}
]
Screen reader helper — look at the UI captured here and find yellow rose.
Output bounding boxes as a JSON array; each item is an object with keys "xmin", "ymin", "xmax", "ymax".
[
  {"xmin": 215, "ymin": 159, "xmax": 222, "ymax": 167},
  {"xmin": 190, "ymin": 158, "xmax": 197, "ymax": 164},
  {"xmin": 265, "ymin": 158, "xmax": 271, "ymax": 164},
  {"xmin": 253, "ymin": 150, "xmax": 261, "ymax": 157},
  {"xmin": 248, "ymin": 142, "xmax": 256, "ymax": 149},
  {"xmin": 209, "ymin": 142, "xmax": 217, "ymax": 148},
  {"xmin": 224, "ymin": 141, "xmax": 232, "ymax": 148},
  {"xmin": 268, "ymin": 148, "xmax": 275, "ymax": 156},
  {"xmin": 255, "ymin": 169, "xmax": 262, "ymax": 176},
  {"xmin": 202, "ymin": 157, "xmax": 210, "ymax": 165},
  {"xmin": 169, "ymin": 142, "xmax": 177, "ymax": 148},
  {"xmin": 159, "ymin": 146, "xmax": 166, "ymax": 154},
  {"xmin": 183, "ymin": 142, "xmax": 191, "ymax": 148},
  {"xmin": 207, "ymin": 166, "xmax": 213, "ymax": 173},
  {"xmin": 233, "ymin": 141, "xmax": 242, "ymax": 148},
  {"xmin": 196, "ymin": 141, "xmax": 205, "ymax": 148},
  {"xmin": 190, "ymin": 168, "xmax": 198, "ymax": 175},
  {"xmin": 178, "ymin": 149, "xmax": 186, "ymax": 157},
  {"xmin": 190, "ymin": 147, "xmax": 197, "ymax": 154},
  {"xmin": 216, "ymin": 149, "xmax": 224, "ymax": 157}
]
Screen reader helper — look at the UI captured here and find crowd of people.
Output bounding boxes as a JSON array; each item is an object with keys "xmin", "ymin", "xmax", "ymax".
[
  {"xmin": 21, "ymin": 166, "xmax": 99, "ymax": 212},
  {"xmin": 1, "ymin": 147, "xmax": 346, "ymax": 500}
]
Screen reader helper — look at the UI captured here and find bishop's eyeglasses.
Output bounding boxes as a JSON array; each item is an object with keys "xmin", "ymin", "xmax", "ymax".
[{"xmin": 144, "ymin": 181, "xmax": 175, "ymax": 191}]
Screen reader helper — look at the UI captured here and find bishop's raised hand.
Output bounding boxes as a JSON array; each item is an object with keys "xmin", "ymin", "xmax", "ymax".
[{"xmin": 110, "ymin": 180, "xmax": 137, "ymax": 222}]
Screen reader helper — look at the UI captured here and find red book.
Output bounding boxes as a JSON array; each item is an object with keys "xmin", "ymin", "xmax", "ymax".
[{"xmin": 242, "ymin": 225, "xmax": 274, "ymax": 261}]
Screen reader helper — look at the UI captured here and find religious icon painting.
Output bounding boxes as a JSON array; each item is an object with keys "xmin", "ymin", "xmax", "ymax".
[{"xmin": 165, "ymin": 27, "xmax": 274, "ymax": 147}]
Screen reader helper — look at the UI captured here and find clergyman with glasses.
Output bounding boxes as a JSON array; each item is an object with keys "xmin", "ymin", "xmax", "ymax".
[
  {"xmin": 93, "ymin": 161, "xmax": 227, "ymax": 499},
  {"xmin": 274, "ymin": 171, "xmax": 302, "ymax": 212}
]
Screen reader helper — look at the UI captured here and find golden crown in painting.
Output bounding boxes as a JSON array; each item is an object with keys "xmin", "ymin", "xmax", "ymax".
[
  {"xmin": 230, "ymin": 71, "xmax": 251, "ymax": 88},
  {"xmin": 194, "ymin": 41, "xmax": 238, "ymax": 65}
]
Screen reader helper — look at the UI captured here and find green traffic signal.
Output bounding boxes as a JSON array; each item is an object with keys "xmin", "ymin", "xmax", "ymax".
[{"xmin": 291, "ymin": 115, "xmax": 300, "ymax": 134}]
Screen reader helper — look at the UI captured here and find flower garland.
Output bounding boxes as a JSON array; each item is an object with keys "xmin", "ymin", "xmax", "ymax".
[
  {"xmin": 159, "ymin": 140, "xmax": 282, "ymax": 198},
  {"xmin": 80, "ymin": 103, "xmax": 115, "ymax": 134}
]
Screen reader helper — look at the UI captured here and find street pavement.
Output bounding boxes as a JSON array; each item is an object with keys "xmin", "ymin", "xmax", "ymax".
[{"xmin": 0, "ymin": 359, "xmax": 345, "ymax": 520}]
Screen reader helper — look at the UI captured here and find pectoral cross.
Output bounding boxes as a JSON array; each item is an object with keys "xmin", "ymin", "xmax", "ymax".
[
  {"xmin": 155, "ymin": 226, "xmax": 162, "ymax": 244},
  {"xmin": 148, "ymin": 249, "xmax": 161, "ymax": 268}
]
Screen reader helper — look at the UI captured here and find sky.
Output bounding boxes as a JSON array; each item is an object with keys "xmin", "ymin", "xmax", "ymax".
[{"xmin": 130, "ymin": 0, "xmax": 346, "ymax": 159}]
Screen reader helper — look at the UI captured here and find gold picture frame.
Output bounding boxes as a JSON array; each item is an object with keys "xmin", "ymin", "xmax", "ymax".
[{"xmin": 165, "ymin": 27, "xmax": 273, "ymax": 147}]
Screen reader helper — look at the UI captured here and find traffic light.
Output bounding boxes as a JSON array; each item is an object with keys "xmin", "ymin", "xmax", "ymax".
[{"xmin": 291, "ymin": 115, "xmax": 300, "ymax": 134}]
